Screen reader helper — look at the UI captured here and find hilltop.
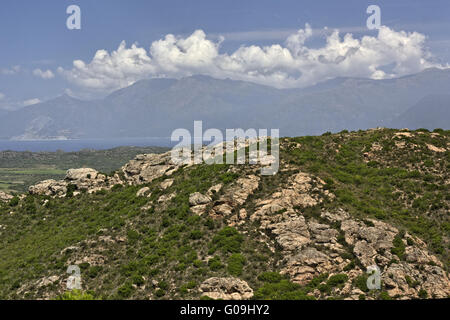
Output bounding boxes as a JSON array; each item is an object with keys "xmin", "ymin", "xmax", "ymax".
[{"xmin": 0, "ymin": 128, "xmax": 448, "ymax": 300}]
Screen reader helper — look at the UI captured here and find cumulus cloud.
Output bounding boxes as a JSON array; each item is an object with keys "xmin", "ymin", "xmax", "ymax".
[
  {"xmin": 33, "ymin": 68, "xmax": 55, "ymax": 79},
  {"xmin": 59, "ymin": 25, "xmax": 446, "ymax": 92},
  {"xmin": 1, "ymin": 65, "xmax": 21, "ymax": 75},
  {"xmin": 23, "ymin": 98, "xmax": 41, "ymax": 107}
]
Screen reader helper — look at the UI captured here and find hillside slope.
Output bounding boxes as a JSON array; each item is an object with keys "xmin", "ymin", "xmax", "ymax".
[{"xmin": 0, "ymin": 129, "xmax": 448, "ymax": 300}]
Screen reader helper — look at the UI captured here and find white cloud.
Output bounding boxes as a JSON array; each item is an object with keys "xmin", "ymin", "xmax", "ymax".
[
  {"xmin": 33, "ymin": 68, "xmax": 55, "ymax": 79},
  {"xmin": 23, "ymin": 98, "xmax": 41, "ymax": 106},
  {"xmin": 59, "ymin": 25, "xmax": 447, "ymax": 92},
  {"xmin": 1, "ymin": 65, "xmax": 21, "ymax": 75},
  {"xmin": 0, "ymin": 92, "xmax": 5, "ymax": 100}
]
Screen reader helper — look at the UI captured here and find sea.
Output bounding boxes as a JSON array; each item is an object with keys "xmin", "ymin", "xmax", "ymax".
[{"xmin": 0, "ymin": 137, "xmax": 175, "ymax": 152}]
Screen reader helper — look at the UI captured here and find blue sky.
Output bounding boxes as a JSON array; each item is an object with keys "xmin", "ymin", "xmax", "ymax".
[{"xmin": 1, "ymin": 0, "xmax": 449, "ymax": 109}]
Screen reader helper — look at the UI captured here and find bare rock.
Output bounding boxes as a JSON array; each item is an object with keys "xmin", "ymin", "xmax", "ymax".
[
  {"xmin": 29, "ymin": 179, "xmax": 67, "ymax": 197},
  {"xmin": 122, "ymin": 152, "xmax": 179, "ymax": 184},
  {"xmin": 136, "ymin": 187, "xmax": 151, "ymax": 197},
  {"xmin": 36, "ymin": 275, "xmax": 60, "ymax": 288},
  {"xmin": 208, "ymin": 183, "xmax": 223, "ymax": 195},
  {"xmin": 157, "ymin": 192, "xmax": 176, "ymax": 204},
  {"xmin": 231, "ymin": 175, "xmax": 260, "ymax": 205},
  {"xmin": 191, "ymin": 204, "xmax": 208, "ymax": 216},
  {"xmin": 426, "ymin": 144, "xmax": 446, "ymax": 153},
  {"xmin": 267, "ymin": 215, "xmax": 310, "ymax": 252},
  {"xmin": 160, "ymin": 179, "xmax": 174, "ymax": 190},
  {"xmin": 199, "ymin": 277, "xmax": 253, "ymax": 300},
  {"xmin": 0, "ymin": 191, "xmax": 13, "ymax": 202},
  {"xmin": 189, "ymin": 192, "xmax": 212, "ymax": 206},
  {"xmin": 66, "ymin": 168, "xmax": 99, "ymax": 181}
]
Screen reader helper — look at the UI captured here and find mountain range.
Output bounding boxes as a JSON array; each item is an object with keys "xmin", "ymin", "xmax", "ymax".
[{"xmin": 0, "ymin": 68, "xmax": 449, "ymax": 140}]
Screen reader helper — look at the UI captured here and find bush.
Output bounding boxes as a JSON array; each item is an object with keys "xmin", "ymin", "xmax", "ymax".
[
  {"xmin": 210, "ymin": 227, "xmax": 243, "ymax": 254},
  {"xmin": 227, "ymin": 253, "xmax": 245, "ymax": 276},
  {"xmin": 254, "ymin": 279, "xmax": 314, "ymax": 300},
  {"xmin": 66, "ymin": 184, "xmax": 78, "ymax": 198},
  {"xmin": 117, "ymin": 282, "xmax": 134, "ymax": 298},
  {"xmin": 208, "ymin": 256, "xmax": 223, "ymax": 271},
  {"xmin": 258, "ymin": 272, "xmax": 283, "ymax": 283},
  {"xmin": 379, "ymin": 291, "xmax": 392, "ymax": 300},
  {"xmin": 391, "ymin": 233, "xmax": 405, "ymax": 260},
  {"xmin": 155, "ymin": 289, "xmax": 165, "ymax": 298},
  {"xmin": 9, "ymin": 196, "xmax": 19, "ymax": 207},
  {"xmin": 326, "ymin": 274, "xmax": 348, "ymax": 287},
  {"xmin": 353, "ymin": 274, "xmax": 369, "ymax": 292},
  {"xmin": 57, "ymin": 290, "xmax": 95, "ymax": 300},
  {"xmin": 418, "ymin": 289, "xmax": 428, "ymax": 299},
  {"xmin": 189, "ymin": 230, "xmax": 203, "ymax": 240},
  {"xmin": 88, "ymin": 266, "xmax": 102, "ymax": 278},
  {"xmin": 132, "ymin": 274, "xmax": 144, "ymax": 286}
]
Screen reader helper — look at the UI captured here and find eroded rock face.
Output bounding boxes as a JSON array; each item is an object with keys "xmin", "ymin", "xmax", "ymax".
[
  {"xmin": 199, "ymin": 277, "xmax": 253, "ymax": 300},
  {"xmin": 251, "ymin": 172, "xmax": 330, "ymax": 227},
  {"xmin": 340, "ymin": 219, "xmax": 397, "ymax": 267},
  {"xmin": 245, "ymin": 170, "xmax": 449, "ymax": 299},
  {"xmin": 210, "ymin": 174, "xmax": 260, "ymax": 219}
]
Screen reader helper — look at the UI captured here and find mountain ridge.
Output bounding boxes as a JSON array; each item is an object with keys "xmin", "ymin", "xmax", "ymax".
[{"xmin": 1, "ymin": 68, "xmax": 449, "ymax": 140}]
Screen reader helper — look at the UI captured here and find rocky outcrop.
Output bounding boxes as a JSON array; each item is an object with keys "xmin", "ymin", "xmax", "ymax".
[
  {"xmin": 0, "ymin": 191, "xmax": 13, "ymax": 202},
  {"xmin": 199, "ymin": 277, "xmax": 254, "ymax": 300},
  {"xmin": 121, "ymin": 152, "xmax": 182, "ymax": 184},
  {"xmin": 250, "ymin": 172, "xmax": 331, "ymax": 228},
  {"xmin": 244, "ymin": 168, "xmax": 449, "ymax": 299},
  {"xmin": 160, "ymin": 179, "xmax": 174, "ymax": 190},
  {"xmin": 210, "ymin": 174, "xmax": 260, "ymax": 219},
  {"xmin": 189, "ymin": 192, "xmax": 212, "ymax": 206},
  {"xmin": 136, "ymin": 187, "xmax": 151, "ymax": 197},
  {"xmin": 188, "ymin": 192, "xmax": 212, "ymax": 216},
  {"xmin": 29, "ymin": 179, "xmax": 68, "ymax": 197},
  {"xmin": 29, "ymin": 168, "xmax": 122, "ymax": 197}
]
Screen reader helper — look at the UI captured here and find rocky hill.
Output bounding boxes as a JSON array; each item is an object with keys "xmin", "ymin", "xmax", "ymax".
[{"xmin": 0, "ymin": 128, "xmax": 448, "ymax": 300}]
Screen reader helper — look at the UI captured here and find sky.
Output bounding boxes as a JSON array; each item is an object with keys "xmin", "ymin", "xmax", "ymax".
[{"xmin": 1, "ymin": 0, "xmax": 449, "ymax": 109}]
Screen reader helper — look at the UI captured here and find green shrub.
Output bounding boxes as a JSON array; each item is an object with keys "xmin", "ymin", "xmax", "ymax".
[
  {"xmin": 326, "ymin": 274, "xmax": 348, "ymax": 287},
  {"xmin": 258, "ymin": 272, "xmax": 283, "ymax": 283},
  {"xmin": 9, "ymin": 196, "xmax": 19, "ymax": 207},
  {"xmin": 155, "ymin": 289, "xmax": 165, "ymax": 298},
  {"xmin": 353, "ymin": 274, "xmax": 369, "ymax": 292},
  {"xmin": 210, "ymin": 227, "xmax": 243, "ymax": 254},
  {"xmin": 208, "ymin": 256, "xmax": 223, "ymax": 271},
  {"xmin": 254, "ymin": 280, "xmax": 314, "ymax": 300},
  {"xmin": 391, "ymin": 233, "xmax": 406, "ymax": 260},
  {"xmin": 66, "ymin": 184, "xmax": 78, "ymax": 198},
  {"xmin": 418, "ymin": 289, "xmax": 428, "ymax": 299},
  {"xmin": 227, "ymin": 253, "xmax": 245, "ymax": 276},
  {"xmin": 57, "ymin": 290, "xmax": 95, "ymax": 300},
  {"xmin": 189, "ymin": 230, "xmax": 203, "ymax": 240},
  {"xmin": 117, "ymin": 282, "xmax": 134, "ymax": 298}
]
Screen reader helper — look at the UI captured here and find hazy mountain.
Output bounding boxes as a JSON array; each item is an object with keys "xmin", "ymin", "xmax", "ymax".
[
  {"xmin": 390, "ymin": 94, "xmax": 450, "ymax": 130},
  {"xmin": 0, "ymin": 68, "xmax": 449, "ymax": 139}
]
